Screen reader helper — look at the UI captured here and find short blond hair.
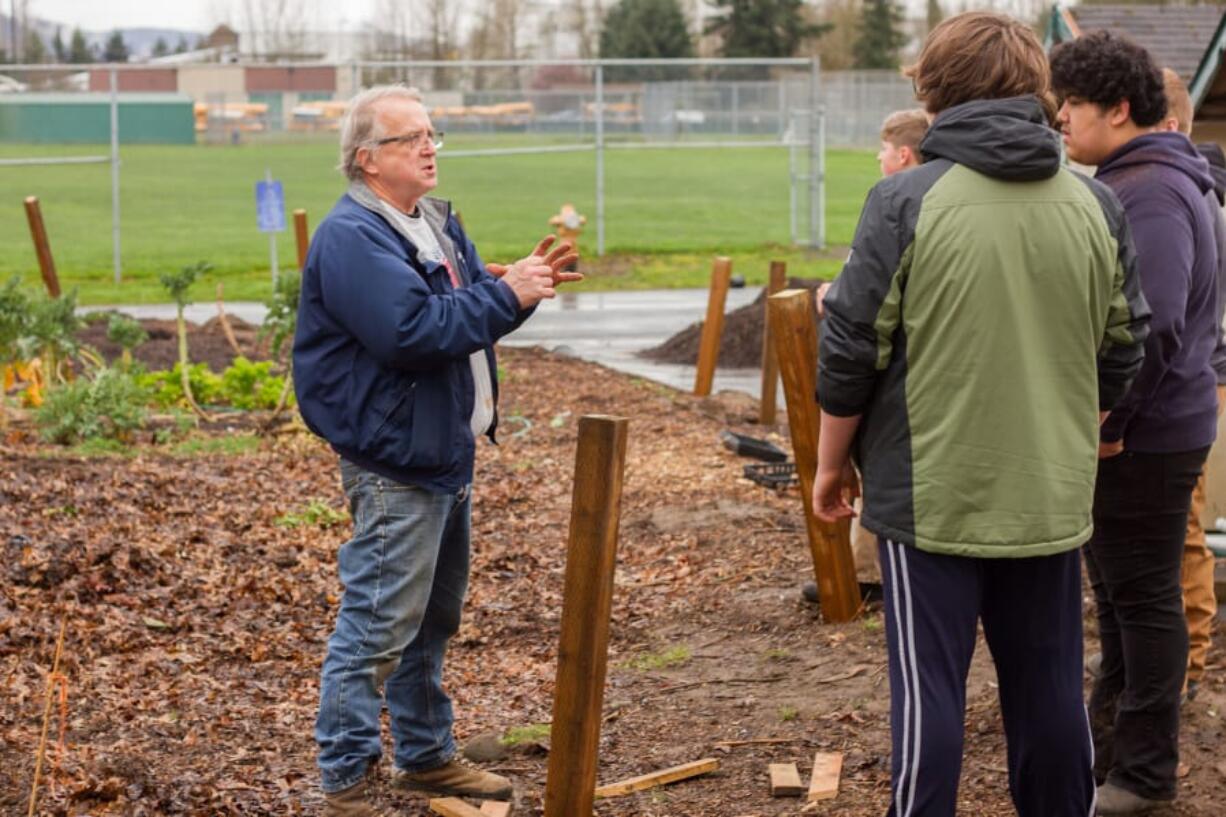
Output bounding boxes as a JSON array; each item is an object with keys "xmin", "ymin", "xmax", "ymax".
[
  {"xmin": 880, "ymin": 109, "xmax": 930, "ymax": 155},
  {"xmin": 1162, "ymin": 68, "xmax": 1193, "ymax": 135},
  {"xmin": 339, "ymin": 84, "xmax": 425, "ymax": 180}
]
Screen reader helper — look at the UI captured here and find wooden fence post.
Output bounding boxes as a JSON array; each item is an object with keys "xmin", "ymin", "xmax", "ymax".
[
  {"xmin": 23, "ymin": 197, "xmax": 61, "ymax": 297},
  {"xmin": 293, "ymin": 209, "xmax": 310, "ymax": 272},
  {"xmin": 543, "ymin": 415, "xmax": 629, "ymax": 817},
  {"xmin": 693, "ymin": 256, "xmax": 732, "ymax": 397},
  {"xmin": 758, "ymin": 260, "xmax": 788, "ymax": 425},
  {"xmin": 768, "ymin": 289, "xmax": 859, "ymax": 622}
]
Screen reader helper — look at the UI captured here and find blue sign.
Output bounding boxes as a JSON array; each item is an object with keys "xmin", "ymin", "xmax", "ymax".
[{"xmin": 255, "ymin": 180, "xmax": 286, "ymax": 233}]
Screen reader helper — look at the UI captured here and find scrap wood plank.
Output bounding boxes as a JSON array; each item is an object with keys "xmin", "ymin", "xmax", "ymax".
[
  {"xmin": 479, "ymin": 801, "xmax": 512, "ymax": 817},
  {"xmin": 808, "ymin": 752, "xmax": 843, "ymax": 801},
  {"xmin": 594, "ymin": 758, "xmax": 720, "ymax": 798},
  {"xmin": 429, "ymin": 798, "xmax": 486, "ymax": 817},
  {"xmin": 769, "ymin": 762, "xmax": 804, "ymax": 797}
]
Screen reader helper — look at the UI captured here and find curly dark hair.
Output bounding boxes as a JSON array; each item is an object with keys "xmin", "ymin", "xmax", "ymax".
[{"xmin": 1049, "ymin": 30, "xmax": 1167, "ymax": 126}]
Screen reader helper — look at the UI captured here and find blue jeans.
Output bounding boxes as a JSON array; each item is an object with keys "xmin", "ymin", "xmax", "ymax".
[{"xmin": 316, "ymin": 458, "xmax": 471, "ymax": 793}]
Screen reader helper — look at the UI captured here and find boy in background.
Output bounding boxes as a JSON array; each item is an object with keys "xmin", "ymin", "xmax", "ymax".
[{"xmin": 805, "ymin": 108, "xmax": 931, "ymax": 606}]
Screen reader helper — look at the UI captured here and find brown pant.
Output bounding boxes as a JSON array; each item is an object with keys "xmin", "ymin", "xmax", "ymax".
[
  {"xmin": 1184, "ymin": 469, "xmax": 1218, "ymax": 685},
  {"xmin": 1183, "ymin": 384, "xmax": 1225, "ymax": 684}
]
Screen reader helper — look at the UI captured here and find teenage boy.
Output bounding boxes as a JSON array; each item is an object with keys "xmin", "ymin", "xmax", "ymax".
[
  {"xmin": 1051, "ymin": 33, "xmax": 1219, "ymax": 815},
  {"xmin": 877, "ymin": 108, "xmax": 930, "ymax": 176},
  {"xmin": 815, "ymin": 13, "xmax": 1149, "ymax": 817},
  {"xmin": 1161, "ymin": 67, "xmax": 1226, "ymax": 705},
  {"xmin": 806, "ymin": 109, "xmax": 931, "ymax": 606}
]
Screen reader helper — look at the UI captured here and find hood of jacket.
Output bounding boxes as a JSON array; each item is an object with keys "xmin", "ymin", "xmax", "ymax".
[
  {"xmin": 1195, "ymin": 142, "xmax": 1226, "ymax": 205},
  {"xmin": 919, "ymin": 95, "xmax": 1061, "ymax": 182},
  {"xmin": 1097, "ymin": 131, "xmax": 1214, "ymax": 197}
]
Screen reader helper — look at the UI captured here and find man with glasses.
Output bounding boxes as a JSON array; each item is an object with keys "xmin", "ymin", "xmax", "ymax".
[{"xmin": 294, "ymin": 85, "xmax": 580, "ymax": 817}]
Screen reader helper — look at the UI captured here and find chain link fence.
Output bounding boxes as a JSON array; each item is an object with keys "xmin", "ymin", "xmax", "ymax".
[{"xmin": 0, "ymin": 60, "xmax": 911, "ymax": 288}]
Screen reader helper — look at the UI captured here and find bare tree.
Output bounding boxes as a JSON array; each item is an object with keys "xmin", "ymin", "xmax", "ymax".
[
  {"xmin": 241, "ymin": 0, "xmax": 314, "ymax": 59},
  {"xmin": 421, "ymin": 0, "xmax": 462, "ymax": 87}
]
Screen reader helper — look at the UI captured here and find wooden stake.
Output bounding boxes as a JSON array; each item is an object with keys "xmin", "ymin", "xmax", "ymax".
[
  {"xmin": 293, "ymin": 209, "xmax": 310, "ymax": 272},
  {"xmin": 23, "ymin": 197, "xmax": 61, "ymax": 298},
  {"xmin": 595, "ymin": 758, "xmax": 720, "ymax": 798},
  {"xmin": 429, "ymin": 798, "xmax": 486, "ymax": 817},
  {"xmin": 769, "ymin": 762, "xmax": 804, "ymax": 797},
  {"xmin": 28, "ymin": 615, "xmax": 67, "ymax": 817},
  {"xmin": 215, "ymin": 283, "xmax": 243, "ymax": 358},
  {"xmin": 768, "ymin": 289, "xmax": 860, "ymax": 622},
  {"xmin": 694, "ymin": 256, "xmax": 732, "ymax": 397},
  {"xmin": 759, "ymin": 260, "xmax": 788, "ymax": 425},
  {"xmin": 808, "ymin": 752, "xmax": 842, "ymax": 801},
  {"xmin": 542, "ymin": 415, "xmax": 629, "ymax": 817}
]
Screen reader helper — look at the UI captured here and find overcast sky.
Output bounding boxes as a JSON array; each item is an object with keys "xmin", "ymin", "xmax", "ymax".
[{"xmin": 30, "ymin": 1, "xmax": 366, "ymax": 34}]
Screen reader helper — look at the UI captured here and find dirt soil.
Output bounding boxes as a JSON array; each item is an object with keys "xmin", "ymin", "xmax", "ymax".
[
  {"xmin": 78, "ymin": 314, "xmax": 270, "ymax": 373},
  {"xmin": 640, "ymin": 278, "xmax": 824, "ymax": 368},
  {"xmin": 3, "ymin": 347, "xmax": 1225, "ymax": 816}
]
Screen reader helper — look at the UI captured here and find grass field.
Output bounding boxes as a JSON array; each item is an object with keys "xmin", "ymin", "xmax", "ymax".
[{"xmin": 1, "ymin": 137, "xmax": 878, "ymax": 304}]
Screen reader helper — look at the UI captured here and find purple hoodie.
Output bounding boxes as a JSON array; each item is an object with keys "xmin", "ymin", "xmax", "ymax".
[{"xmin": 1096, "ymin": 131, "xmax": 1219, "ymax": 452}]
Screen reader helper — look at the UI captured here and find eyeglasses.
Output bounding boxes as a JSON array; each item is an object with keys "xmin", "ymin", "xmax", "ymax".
[{"xmin": 373, "ymin": 129, "xmax": 444, "ymax": 151}]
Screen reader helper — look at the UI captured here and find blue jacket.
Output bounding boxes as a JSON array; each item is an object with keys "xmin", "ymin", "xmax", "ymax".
[
  {"xmin": 293, "ymin": 191, "xmax": 529, "ymax": 491},
  {"xmin": 1097, "ymin": 132, "xmax": 1220, "ymax": 453}
]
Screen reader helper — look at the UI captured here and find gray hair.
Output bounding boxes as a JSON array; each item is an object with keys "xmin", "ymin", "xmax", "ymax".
[{"xmin": 339, "ymin": 84, "xmax": 425, "ymax": 180}]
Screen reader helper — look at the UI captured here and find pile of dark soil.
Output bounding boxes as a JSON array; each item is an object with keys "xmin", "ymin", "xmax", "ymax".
[
  {"xmin": 640, "ymin": 277, "xmax": 824, "ymax": 367},
  {"xmin": 78, "ymin": 314, "xmax": 270, "ymax": 372}
]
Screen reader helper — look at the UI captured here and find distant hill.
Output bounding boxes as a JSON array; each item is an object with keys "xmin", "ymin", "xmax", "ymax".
[{"xmin": 0, "ymin": 13, "xmax": 203, "ymax": 60}]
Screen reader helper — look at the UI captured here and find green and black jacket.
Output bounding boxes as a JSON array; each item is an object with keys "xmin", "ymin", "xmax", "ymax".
[{"xmin": 819, "ymin": 96, "xmax": 1150, "ymax": 558}]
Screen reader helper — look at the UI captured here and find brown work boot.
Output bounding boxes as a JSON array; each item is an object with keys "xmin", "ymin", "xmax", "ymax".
[
  {"xmin": 323, "ymin": 773, "xmax": 397, "ymax": 817},
  {"xmin": 391, "ymin": 759, "xmax": 513, "ymax": 800}
]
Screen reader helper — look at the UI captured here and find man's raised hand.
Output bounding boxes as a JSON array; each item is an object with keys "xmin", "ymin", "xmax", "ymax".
[{"xmin": 487, "ymin": 235, "xmax": 583, "ymax": 286}]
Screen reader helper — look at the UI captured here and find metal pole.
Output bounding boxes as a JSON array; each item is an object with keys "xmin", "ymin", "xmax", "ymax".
[
  {"xmin": 110, "ymin": 66, "xmax": 122, "ymax": 284},
  {"xmin": 817, "ymin": 103, "xmax": 827, "ymax": 250},
  {"xmin": 266, "ymin": 168, "xmax": 280, "ymax": 286},
  {"xmin": 595, "ymin": 64, "xmax": 605, "ymax": 257},
  {"xmin": 808, "ymin": 59, "xmax": 820, "ymax": 249},
  {"xmin": 350, "ymin": 60, "xmax": 360, "ymax": 95},
  {"xmin": 789, "ymin": 110, "xmax": 798, "ymax": 246}
]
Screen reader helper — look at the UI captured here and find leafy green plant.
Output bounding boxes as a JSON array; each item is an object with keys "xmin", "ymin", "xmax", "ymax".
[
  {"xmin": 106, "ymin": 313, "xmax": 148, "ymax": 370},
  {"xmin": 159, "ymin": 261, "xmax": 212, "ymax": 419},
  {"xmin": 0, "ymin": 276, "xmax": 29, "ymax": 367},
  {"xmin": 137, "ymin": 363, "xmax": 223, "ymax": 408},
  {"xmin": 219, "ymin": 356, "xmax": 287, "ymax": 411},
  {"xmin": 259, "ymin": 270, "xmax": 300, "ymax": 421},
  {"xmin": 35, "ymin": 367, "xmax": 149, "ymax": 444},
  {"xmin": 275, "ymin": 499, "xmax": 349, "ymax": 529},
  {"xmin": 21, "ymin": 287, "xmax": 85, "ymax": 384},
  {"xmin": 779, "ymin": 706, "xmax": 800, "ymax": 722}
]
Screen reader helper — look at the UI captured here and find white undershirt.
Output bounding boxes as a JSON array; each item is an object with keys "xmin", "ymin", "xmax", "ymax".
[{"xmin": 380, "ymin": 201, "xmax": 496, "ymax": 438}]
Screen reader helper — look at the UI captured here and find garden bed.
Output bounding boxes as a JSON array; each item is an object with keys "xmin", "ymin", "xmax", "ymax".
[{"xmin": 2, "ymin": 348, "xmax": 1223, "ymax": 816}]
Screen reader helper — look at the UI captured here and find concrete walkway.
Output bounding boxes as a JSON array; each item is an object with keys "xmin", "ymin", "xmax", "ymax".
[{"xmin": 85, "ymin": 287, "xmax": 777, "ymax": 398}]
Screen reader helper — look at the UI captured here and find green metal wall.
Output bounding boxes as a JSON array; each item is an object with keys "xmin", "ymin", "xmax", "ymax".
[{"xmin": 0, "ymin": 94, "xmax": 195, "ymax": 144}]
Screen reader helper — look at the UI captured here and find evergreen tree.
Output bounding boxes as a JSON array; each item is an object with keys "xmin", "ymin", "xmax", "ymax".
[
  {"xmin": 52, "ymin": 27, "xmax": 66, "ymax": 62},
  {"xmin": 706, "ymin": 0, "xmax": 830, "ymax": 78},
  {"xmin": 174, "ymin": 36, "xmax": 190, "ymax": 54},
  {"xmin": 926, "ymin": 0, "xmax": 944, "ymax": 32},
  {"xmin": 706, "ymin": 0, "xmax": 831, "ymax": 60},
  {"xmin": 103, "ymin": 30, "xmax": 129, "ymax": 63},
  {"xmin": 68, "ymin": 28, "xmax": 92, "ymax": 63},
  {"xmin": 24, "ymin": 30, "xmax": 47, "ymax": 63},
  {"xmin": 852, "ymin": 0, "xmax": 907, "ymax": 69},
  {"xmin": 152, "ymin": 36, "xmax": 170, "ymax": 58},
  {"xmin": 599, "ymin": 0, "xmax": 694, "ymax": 81}
]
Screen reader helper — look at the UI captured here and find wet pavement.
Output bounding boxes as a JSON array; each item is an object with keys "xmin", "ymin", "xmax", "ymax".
[{"xmin": 86, "ymin": 287, "xmax": 778, "ymax": 399}]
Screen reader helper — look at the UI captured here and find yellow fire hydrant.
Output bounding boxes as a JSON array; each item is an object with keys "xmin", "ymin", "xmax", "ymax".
[{"xmin": 548, "ymin": 203, "xmax": 586, "ymax": 270}]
